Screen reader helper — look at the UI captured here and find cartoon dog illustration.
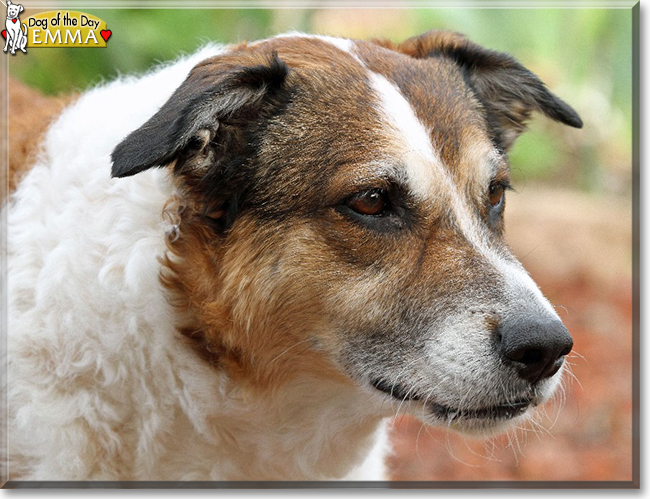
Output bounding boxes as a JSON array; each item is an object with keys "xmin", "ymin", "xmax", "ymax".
[{"xmin": 3, "ymin": 0, "xmax": 27, "ymax": 55}]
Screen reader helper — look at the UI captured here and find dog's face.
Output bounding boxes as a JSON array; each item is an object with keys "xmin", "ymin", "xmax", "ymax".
[
  {"xmin": 112, "ymin": 32, "xmax": 581, "ymax": 435},
  {"xmin": 6, "ymin": 1, "xmax": 23, "ymax": 20}
]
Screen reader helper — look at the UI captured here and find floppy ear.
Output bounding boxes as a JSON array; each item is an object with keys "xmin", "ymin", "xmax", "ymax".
[
  {"xmin": 394, "ymin": 30, "xmax": 582, "ymax": 150},
  {"xmin": 19, "ymin": 5, "xmax": 23, "ymax": 13},
  {"xmin": 111, "ymin": 51, "xmax": 289, "ymax": 178}
]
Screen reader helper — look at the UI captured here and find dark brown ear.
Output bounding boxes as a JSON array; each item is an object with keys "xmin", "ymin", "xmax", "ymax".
[
  {"xmin": 394, "ymin": 30, "xmax": 582, "ymax": 150},
  {"xmin": 111, "ymin": 51, "xmax": 289, "ymax": 178}
]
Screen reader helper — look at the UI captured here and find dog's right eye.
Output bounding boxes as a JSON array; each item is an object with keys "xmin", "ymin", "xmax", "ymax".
[{"xmin": 348, "ymin": 189, "xmax": 388, "ymax": 216}]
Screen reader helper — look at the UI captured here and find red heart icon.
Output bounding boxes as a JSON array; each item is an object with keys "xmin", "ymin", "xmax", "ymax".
[
  {"xmin": 1, "ymin": 30, "xmax": 6, "ymax": 40},
  {"xmin": 12, "ymin": 19, "xmax": 17, "ymax": 23},
  {"xmin": 100, "ymin": 29, "xmax": 111, "ymax": 42}
]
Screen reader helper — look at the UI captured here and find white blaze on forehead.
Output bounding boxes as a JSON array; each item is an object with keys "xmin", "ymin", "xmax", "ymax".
[
  {"xmin": 369, "ymin": 71, "xmax": 558, "ymax": 318},
  {"xmin": 369, "ymin": 72, "xmax": 441, "ymax": 199}
]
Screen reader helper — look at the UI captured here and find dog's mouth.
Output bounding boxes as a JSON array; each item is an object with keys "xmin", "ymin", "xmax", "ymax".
[{"xmin": 370, "ymin": 378, "xmax": 533, "ymax": 421}]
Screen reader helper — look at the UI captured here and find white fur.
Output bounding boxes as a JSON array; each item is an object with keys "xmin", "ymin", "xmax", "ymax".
[
  {"xmin": 7, "ymin": 45, "xmax": 390, "ymax": 481},
  {"xmin": 369, "ymin": 72, "xmax": 440, "ymax": 201}
]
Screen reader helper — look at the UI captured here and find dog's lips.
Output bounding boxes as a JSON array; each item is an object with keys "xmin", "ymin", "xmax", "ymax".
[
  {"xmin": 428, "ymin": 399, "xmax": 532, "ymax": 421},
  {"xmin": 370, "ymin": 378, "xmax": 533, "ymax": 421}
]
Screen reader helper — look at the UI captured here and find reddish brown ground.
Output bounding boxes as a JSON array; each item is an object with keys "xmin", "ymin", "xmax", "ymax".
[{"xmin": 387, "ymin": 187, "xmax": 634, "ymax": 482}]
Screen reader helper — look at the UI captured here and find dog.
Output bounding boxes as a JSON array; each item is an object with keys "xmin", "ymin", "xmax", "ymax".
[
  {"xmin": 7, "ymin": 30, "xmax": 581, "ymax": 481},
  {"xmin": 3, "ymin": 0, "xmax": 27, "ymax": 55}
]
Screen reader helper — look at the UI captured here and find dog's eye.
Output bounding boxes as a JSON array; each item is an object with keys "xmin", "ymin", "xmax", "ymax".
[
  {"xmin": 348, "ymin": 189, "xmax": 388, "ymax": 216},
  {"xmin": 489, "ymin": 184, "xmax": 506, "ymax": 208}
]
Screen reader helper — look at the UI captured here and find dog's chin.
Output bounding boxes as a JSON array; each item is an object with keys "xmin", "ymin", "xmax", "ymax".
[
  {"xmin": 425, "ymin": 404, "xmax": 533, "ymax": 437},
  {"xmin": 417, "ymin": 398, "xmax": 536, "ymax": 437},
  {"xmin": 368, "ymin": 376, "xmax": 561, "ymax": 438}
]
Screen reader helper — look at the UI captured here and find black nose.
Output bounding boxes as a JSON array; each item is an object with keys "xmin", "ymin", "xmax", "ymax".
[{"xmin": 498, "ymin": 316, "xmax": 573, "ymax": 384}]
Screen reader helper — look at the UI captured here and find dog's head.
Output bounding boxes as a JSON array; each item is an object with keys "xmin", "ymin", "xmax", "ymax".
[
  {"xmin": 112, "ymin": 32, "xmax": 581, "ymax": 435},
  {"xmin": 6, "ymin": 1, "xmax": 23, "ymax": 20}
]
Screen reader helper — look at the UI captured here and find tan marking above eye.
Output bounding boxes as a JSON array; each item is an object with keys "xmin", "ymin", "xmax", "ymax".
[{"xmin": 349, "ymin": 190, "xmax": 387, "ymax": 216}]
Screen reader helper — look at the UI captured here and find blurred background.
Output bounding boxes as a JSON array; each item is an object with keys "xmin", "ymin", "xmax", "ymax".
[{"xmin": 8, "ymin": 6, "xmax": 634, "ymax": 483}]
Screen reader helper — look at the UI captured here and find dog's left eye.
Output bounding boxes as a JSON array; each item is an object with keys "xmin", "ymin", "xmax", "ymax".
[
  {"xmin": 489, "ymin": 184, "xmax": 505, "ymax": 208},
  {"xmin": 489, "ymin": 182, "xmax": 509, "ymax": 211}
]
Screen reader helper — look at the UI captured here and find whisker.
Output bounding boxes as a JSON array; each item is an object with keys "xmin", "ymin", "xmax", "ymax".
[
  {"xmin": 553, "ymin": 304, "xmax": 570, "ymax": 316},
  {"xmin": 567, "ymin": 350, "xmax": 587, "ymax": 362}
]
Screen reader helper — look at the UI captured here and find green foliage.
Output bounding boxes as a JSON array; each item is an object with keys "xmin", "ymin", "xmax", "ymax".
[
  {"xmin": 9, "ymin": 7, "xmax": 632, "ymax": 194},
  {"xmin": 10, "ymin": 9, "xmax": 276, "ymax": 93}
]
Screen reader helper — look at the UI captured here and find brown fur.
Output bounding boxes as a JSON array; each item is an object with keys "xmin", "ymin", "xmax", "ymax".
[
  {"xmin": 108, "ymin": 32, "xmax": 581, "ymax": 402},
  {"xmin": 155, "ymin": 38, "xmax": 499, "ymax": 393},
  {"xmin": 161, "ymin": 206, "xmax": 353, "ymax": 392},
  {"xmin": 7, "ymin": 79, "xmax": 72, "ymax": 193},
  {"xmin": 154, "ymin": 40, "xmax": 396, "ymax": 391},
  {"xmin": 355, "ymin": 40, "xmax": 492, "ymax": 182}
]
